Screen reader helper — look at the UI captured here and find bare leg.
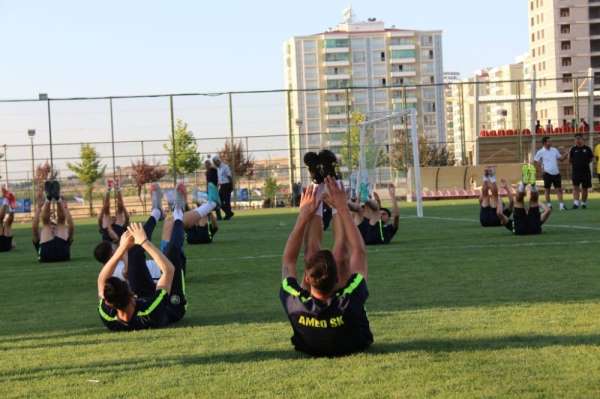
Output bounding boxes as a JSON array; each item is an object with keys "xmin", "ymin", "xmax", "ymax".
[
  {"xmin": 3, "ymin": 209, "xmax": 14, "ymax": 237},
  {"xmin": 480, "ymin": 180, "xmax": 490, "ymax": 207},
  {"xmin": 544, "ymin": 186, "xmax": 551, "ymax": 204},
  {"xmin": 573, "ymin": 186, "xmax": 581, "ymax": 203},
  {"xmin": 488, "ymin": 182, "xmax": 498, "ymax": 209},
  {"xmin": 55, "ymin": 200, "xmax": 74, "ymax": 241},
  {"xmin": 162, "ymin": 217, "xmax": 174, "ymax": 243},
  {"xmin": 99, "ymin": 191, "xmax": 111, "ymax": 229},
  {"xmin": 115, "ymin": 188, "xmax": 129, "ymax": 226},
  {"xmin": 332, "ymin": 212, "xmax": 351, "ymax": 287},
  {"xmin": 41, "ymin": 200, "xmax": 51, "ymax": 226},
  {"xmin": 557, "ymin": 187, "xmax": 564, "ymax": 203},
  {"xmin": 0, "ymin": 205, "xmax": 6, "ymax": 236},
  {"xmin": 582, "ymin": 187, "xmax": 589, "ymax": 203}
]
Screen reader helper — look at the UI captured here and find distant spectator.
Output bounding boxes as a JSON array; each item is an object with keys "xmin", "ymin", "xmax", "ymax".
[
  {"xmin": 535, "ymin": 120, "xmax": 542, "ymax": 133},
  {"xmin": 534, "ymin": 136, "xmax": 568, "ymax": 210},
  {"xmin": 546, "ymin": 120, "xmax": 553, "ymax": 133},
  {"xmin": 579, "ymin": 118, "xmax": 590, "ymax": 132},
  {"xmin": 569, "ymin": 133, "xmax": 594, "ymax": 209},
  {"xmin": 562, "ymin": 119, "xmax": 570, "ymax": 129}
]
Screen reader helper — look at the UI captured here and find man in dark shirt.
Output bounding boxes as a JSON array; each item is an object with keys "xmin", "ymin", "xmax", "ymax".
[
  {"xmin": 280, "ymin": 176, "xmax": 373, "ymax": 357},
  {"xmin": 97, "ymin": 183, "xmax": 187, "ymax": 331},
  {"xmin": 0, "ymin": 188, "xmax": 16, "ymax": 252},
  {"xmin": 351, "ymin": 185, "xmax": 399, "ymax": 245},
  {"xmin": 569, "ymin": 134, "xmax": 594, "ymax": 209}
]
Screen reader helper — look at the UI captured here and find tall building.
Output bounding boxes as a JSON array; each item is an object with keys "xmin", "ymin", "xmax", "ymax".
[
  {"xmin": 528, "ymin": 0, "xmax": 599, "ymax": 125},
  {"xmin": 284, "ymin": 8, "xmax": 445, "ymax": 183},
  {"xmin": 444, "ymin": 72, "xmax": 461, "ymax": 159}
]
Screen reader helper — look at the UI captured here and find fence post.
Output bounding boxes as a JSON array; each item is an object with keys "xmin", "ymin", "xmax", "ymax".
[
  {"xmin": 530, "ymin": 71, "xmax": 537, "ymax": 162},
  {"xmin": 459, "ymin": 82, "xmax": 466, "ymax": 165},
  {"xmin": 588, "ymin": 68, "xmax": 595, "ymax": 170},
  {"xmin": 227, "ymin": 92, "xmax": 236, "ymax": 206},
  {"xmin": 46, "ymin": 99, "xmax": 54, "ymax": 173},
  {"xmin": 474, "ymin": 77, "xmax": 480, "ymax": 166},
  {"xmin": 3, "ymin": 144, "xmax": 8, "ymax": 187},
  {"xmin": 345, "ymin": 87, "xmax": 351, "ymax": 168},
  {"xmin": 141, "ymin": 141, "xmax": 147, "ymax": 214},
  {"xmin": 169, "ymin": 95, "xmax": 177, "ymax": 185},
  {"xmin": 516, "ymin": 80, "xmax": 523, "ymax": 162},
  {"xmin": 286, "ymin": 90, "xmax": 295, "ymax": 196}
]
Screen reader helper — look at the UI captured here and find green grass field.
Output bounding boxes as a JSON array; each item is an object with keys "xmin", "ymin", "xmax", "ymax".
[{"xmin": 3, "ymin": 198, "xmax": 600, "ymax": 398}]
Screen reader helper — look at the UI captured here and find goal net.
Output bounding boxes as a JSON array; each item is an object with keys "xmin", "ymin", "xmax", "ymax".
[{"xmin": 351, "ymin": 108, "xmax": 423, "ymax": 218}]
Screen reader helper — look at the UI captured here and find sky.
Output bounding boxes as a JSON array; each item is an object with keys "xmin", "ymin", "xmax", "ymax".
[{"xmin": 0, "ymin": 0, "xmax": 528, "ymax": 179}]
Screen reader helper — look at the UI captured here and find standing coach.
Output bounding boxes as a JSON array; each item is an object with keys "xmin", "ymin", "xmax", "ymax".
[
  {"xmin": 213, "ymin": 155, "xmax": 234, "ymax": 220},
  {"xmin": 569, "ymin": 133, "xmax": 594, "ymax": 209}
]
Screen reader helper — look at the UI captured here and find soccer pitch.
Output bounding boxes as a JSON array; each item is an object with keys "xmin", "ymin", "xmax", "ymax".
[{"xmin": 3, "ymin": 199, "xmax": 600, "ymax": 398}]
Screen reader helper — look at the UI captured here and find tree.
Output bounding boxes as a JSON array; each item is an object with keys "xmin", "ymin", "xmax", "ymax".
[
  {"xmin": 262, "ymin": 174, "xmax": 279, "ymax": 208},
  {"xmin": 389, "ymin": 134, "xmax": 455, "ymax": 170},
  {"xmin": 340, "ymin": 112, "xmax": 365, "ymax": 170},
  {"xmin": 67, "ymin": 144, "xmax": 106, "ymax": 216},
  {"xmin": 218, "ymin": 141, "xmax": 254, "ymax": 178},
  {"xmin": 131, "ymin": 160, "xmax": 167, "ymax": 200},
  {"xmin": 163, "ymin": 119, "xmax": 202, "ymax": 177}
]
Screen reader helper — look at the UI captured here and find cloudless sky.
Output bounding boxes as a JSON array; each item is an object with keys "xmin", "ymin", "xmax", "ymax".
[
  {"xmin": 0, "ymin": 0, "xmax": 528, "ymax": 179},
  {"xmin": 0, "ymin": 0, "xmax": 528, "ymax": 98}
]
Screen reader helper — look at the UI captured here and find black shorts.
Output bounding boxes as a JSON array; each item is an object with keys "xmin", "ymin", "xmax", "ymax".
[
  {"xmin": 543, "ymin": 173, "xmax": 561, "ymax": 189},
  {"xmin": 511, "ymin": 207, "xmax": 542, "ymax": 235},
  {"xmin": 572, "ymin": 170, "xmax": 592, "ymax": 189},
  {"xmin": 34, "ymin": 237, "xmax": 71, "ymax": 262},
  {"xmin": 185, "ymin": 226, "xmax": 213, "ymax": 244},
  {"xmin": 0, "ymin": 235, "xmax": 13, "ymax": 252},
  {"xmin": 100, "ymin": 223, "xmax": 126, "ymax": 242},
  {"xmin": 479, "ymin": 206, "xmax": 501, "ymax": 227}
]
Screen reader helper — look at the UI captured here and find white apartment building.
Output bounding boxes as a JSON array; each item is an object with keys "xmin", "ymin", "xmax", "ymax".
[
  {"xmin": 528, "ymin": 0, "xmax": 600, "ymax": 126},
  {"xmin": 284, "ymin": 8, "xmax": 445, "ymax": 183}
]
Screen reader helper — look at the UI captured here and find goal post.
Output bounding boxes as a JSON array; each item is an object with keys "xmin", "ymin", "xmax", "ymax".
[{"xmin": 356, "ymin": 108, "xmax": 423, "ymax": 218}]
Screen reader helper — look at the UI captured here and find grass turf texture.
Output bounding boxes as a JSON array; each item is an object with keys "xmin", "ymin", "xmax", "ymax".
[{"xmin": 2, "ymin": 198, "xmax": 600, "ymax": 398}]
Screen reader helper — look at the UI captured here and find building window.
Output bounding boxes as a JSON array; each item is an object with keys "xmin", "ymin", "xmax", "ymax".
[
  {"xmin": 531, "ymin": 17, "xmax": 535, "ymax": 27},
  {"xmin": 562, "ymin": 57, "xmax": 572, "ymax": 66},
  {"xmin": 564, "ymin": 106, "xmax": 574, "ymax": 116},
  {"xmin": 531, "ymin": 33, "xmax": 535, "ymax": 42},
  {"xmin": 561, "ymin": 24, "xmax": 570, "ymax": 34},
  {"xmin": 380, "ymin": 51, "xmax": 385, "ymax": 61},
  {"xmin": 532, "ymin": 49, "xmax": 536, "ymax": 57},
  {"xmin": 560, "ymin": 8, "xmax": 570, "ymax": 17},
  {"xmin": 381, "ymin": 78, "xmax": 386, "ymax": 86},
  {"xmin": 562, "ymin": 73, "xmax": 573, "ymax": 83},
  {"xmin": 561, "ymin": 40, "xmax": 571, "ymax": 50}
]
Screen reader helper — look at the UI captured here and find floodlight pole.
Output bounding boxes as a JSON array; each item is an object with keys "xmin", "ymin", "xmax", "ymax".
[
  {"xmin": 530, "ymin": 71, "xmax": 537, "ymax": 163},
  {"xmin": 587, "ymin": 68, "xmax": 594, "ymax": 151},
  {"xmin": 409, "ymin": 109, "xmax": 423, "ymax": 218},
  {"xmin": 169, "ymin": 95, "xmax": 177, "ymax": 185},
  {"xmin": 109, "ymin": 98, "xmax": 116, "ymax": 181}
]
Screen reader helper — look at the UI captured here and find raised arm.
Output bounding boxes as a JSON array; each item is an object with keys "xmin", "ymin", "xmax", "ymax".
[
  {"xmin": 127, "ymin": 223, "xmax": 175, "ymax": 294},
  {"xmin": 325, "ymin": 177, "xmax": 367, "ymax": 280},
  {"xmin": 389, "ymin": 184, "xmax": 399, "ymax": 230},
  {"xmin": 282, "ymin": 185, "xmax": 319, "ymax": 279},
  {"xmin": 540, "ymin": 202, "xmax": 552, "ymax": 224},
  {"xmin": 97, "ymin": 231, "xmax": 134, "ymax": 297}
]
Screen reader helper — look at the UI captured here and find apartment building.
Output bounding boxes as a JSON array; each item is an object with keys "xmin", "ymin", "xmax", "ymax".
[
  {"xmin": 528, "ymin": 0, "xmax": 600, "ymax": 125},
  {"xmin": 284, "ymin": 8, "xmax": 445, "ymax": 183}
]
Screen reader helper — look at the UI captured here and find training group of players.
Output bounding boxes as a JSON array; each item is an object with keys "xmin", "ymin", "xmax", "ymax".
[
  {"xmin": 0, "ymin": 133, "xmax": 596, "ymax": 357},
  {"xmin": 479, "ymin": 134, "xmax": 598, "ymax": 235}
]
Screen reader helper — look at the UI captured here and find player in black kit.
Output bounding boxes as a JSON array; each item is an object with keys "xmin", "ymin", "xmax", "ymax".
[{"xmin": 280, "ymin": 174, "xmax": 373, "ymax": 357}]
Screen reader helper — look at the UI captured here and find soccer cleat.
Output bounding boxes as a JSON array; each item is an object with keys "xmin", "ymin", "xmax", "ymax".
[
  {"xmin": 150, "ymin": 183, "xmax": 163, "ymax": 211},
  {"xmin": 50, "ymin": 180, "xmax": 61, "ymax": 201},
  {"xmin": 572, "ymin": 204, "xmax": 579, "ymax": 210},
  {"xmin": 107, "ymin": 179, "xmax": 114, "ymax": 192},
  {"xmin": 318, "ymin": 149, "xmax": 338, "ymax": 179},
  {"xmin": 5, "ymin": 191, "xmax": 16, "ymax": 210},
  {"xmin": 521, "ymin": 164, "xmax": 529, "ymax": 184},
  {"xmin": 304, "ymin": 152, "xmax": 324, "ymax": 184},
  {"xmin": 44, "ymin": 181, "xmax": 53, "ymax": 201},
  {"xmin": 174, "ymin": 182, "xmax": 187, "ymax": 211},
  {"xmin": 582, "ymin": 203, "xmax": 587, "ymax": 209}
]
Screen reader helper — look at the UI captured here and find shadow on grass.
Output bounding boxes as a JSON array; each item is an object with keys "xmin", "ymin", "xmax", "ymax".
[{"xmin": 3, "ymin": 333, "xmax": 600, "ymax": 382}]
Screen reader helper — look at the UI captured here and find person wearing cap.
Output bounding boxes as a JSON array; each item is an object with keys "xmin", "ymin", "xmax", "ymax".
[
  {"xmin": 212, "ymin": 155, "xmax": 234, "ymax": 220},
  {"xmin": 569, "ymin": 133, "xmax": 594, "ymax": 209}
]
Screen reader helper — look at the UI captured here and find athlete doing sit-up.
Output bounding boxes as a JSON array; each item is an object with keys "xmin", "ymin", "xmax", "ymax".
[{"xmin": 98, "ymin": 179, "xmax": 129, "ymax": 243}]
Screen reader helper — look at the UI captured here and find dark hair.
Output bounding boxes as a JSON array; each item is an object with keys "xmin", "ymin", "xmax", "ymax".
[
  {"xmin": 103, "ymin": 277, "xmax": 132, "ymax": 310},
  {"xmin": 380, "ymin": 207, "xmax": 392, "ymax": 218},
  {"xmin": 94, "ymin": 241, "xmax": 114, "ymax": 264},
  {"xmin": 305, "ymin": 250, "xmax": 338, "ymax": 294},
  {"xmin": 575, "ymin": 133, "xmax": 583, "ymax": 139},
  {"xmin": 542, "ymin": 136, "xmax": 550, "ymax": 144}
]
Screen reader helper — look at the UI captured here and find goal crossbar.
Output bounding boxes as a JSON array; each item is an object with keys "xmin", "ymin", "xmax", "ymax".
[{"xmin": 357, "ymin": 108, "xmax": 423, "ymax": 218}]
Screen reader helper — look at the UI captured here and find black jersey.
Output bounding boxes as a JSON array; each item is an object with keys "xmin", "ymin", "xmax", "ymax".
[
  {"xmin": 206, "ymin": 168, "xmax": 218, "ymax": 186},
  {"xmin": 98, "ymin": 289, "xmax": 170, "ymax": 331},
  {"xmin": 279, "ymin": 273, "xmax": 373, "ymax": 357},
  {"xmin": 186, "ymin": 222, "xmax": 217, "ymax": 244},
  {"xmin": 569, "ymin": 145, "xmax": 593, "ymax": 172},
  {"xmin": 100, "ymin": 223, "xmax": 126, "ymax": 242},
  {"xmin": 358, "ymin": 218, "xmax": 396, "ymax": 245}
]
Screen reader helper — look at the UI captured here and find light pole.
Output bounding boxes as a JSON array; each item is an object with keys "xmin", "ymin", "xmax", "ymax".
[{"xmin": 28, "ymin": 129, "xmax": 36, "ymax": 209}]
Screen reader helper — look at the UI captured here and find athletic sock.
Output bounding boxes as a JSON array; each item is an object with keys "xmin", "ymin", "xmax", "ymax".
[
  {"xmin": 518, "ymin": 182, "xmax": 525, "ymax": 193},
  {"xmin": 195, "ymin": 202, "xmax": 216, "ymax": 218},
  {"xmin": 530, "ymin": 185, "xmax": 538, "ymax": 193},
  {"xmin": 574, "ymin": 200, "xmax": 581, "ymax": 206},
  {"xmin": 173, "ymin": 208, "xmax": 183, "ymax": 221},
  {"xmin": 151, "ymin": 208, "xmax": 162, "ymax": 221}
]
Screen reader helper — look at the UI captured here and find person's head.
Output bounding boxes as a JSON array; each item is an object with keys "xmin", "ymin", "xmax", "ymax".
[
  {"xmin": 380, "ymin": 207, "xmax": 392, "ymax": 223},
  {"xmin": 212, "ymin": 155, "xmax": 221, "ymax": 167},
  {"xmin": 547, "ymin": 119, "xmax": 552, "ymax": 124},
  {"xmin": 575, "ymin": 133, "xmax": 584, "ymax": 146},
  {"xmin": 304, "ymin": 250, "xmax": 338, "ymax": 296},
  {"xmin": 204, "ymin": 159, "xmax": 213, "ymax": 169},
  {"xmin": 94, "ymin": 241, "xmax": 115, "ymax": 264},
  {"xmin": 536, "ymin": 120, "xmax": 540, "ymax": 124},
  {"xmin": 542, "ymin": 136, "xmax": 551, "ymax": 149},
  {"xmin": 103, "ymin": 277, "xmax": 133, "ymax": 311}
]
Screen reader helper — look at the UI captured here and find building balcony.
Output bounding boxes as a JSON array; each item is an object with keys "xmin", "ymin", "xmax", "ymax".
[
  {"xmin": 323, "ymin": 60, "xmax": 350, "ymax": 67},
  {"xmin": 326, "ymin": 126, "xmax": 347, "ymax": 133},
  {"xmin": 392, "ymin": 96, "xmax": 418, "ymax": 104},
  {"xmin": 323, "ymin": 47, "xmax": 350, "ymax": 54},
  {"xmin": 324, "ymin": 100, "xmax": 346, "ymax": 106},
  {"xmin": 391, "ymin": 71, "xmax": 417, "ymax": 78},
  {"xmin": 325, "ymin": 113, "xmax": 348, "ymax": 121},
  {"xmin": 324, "ymin": 73, "xmax": 351, "ymax": 80},
  {"xmin": 390, "ymin": 58, "xmax": 416, "ymax": 64},
  {"xmin": 389, "ymin": 44, "xmax": 416, "ymax": 51}
]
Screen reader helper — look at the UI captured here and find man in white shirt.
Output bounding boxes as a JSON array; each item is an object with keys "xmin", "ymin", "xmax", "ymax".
[
  {"xmin": 213, "ymin": 155, "xmax": 234, "ymax": 220},
  {"xmin": 534, "ymin": 136, "xmax": 568, "ymax": 210}
]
